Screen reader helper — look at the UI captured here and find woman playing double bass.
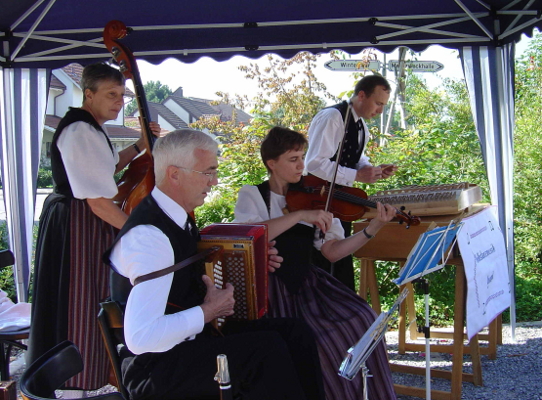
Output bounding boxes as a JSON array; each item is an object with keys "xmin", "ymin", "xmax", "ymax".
[
  {"xmin": 28, "ymin": 62, "xmax": 160, "ymax": 397},
  {"xmin": 233, "ymin": 126, "xmax": 397, "ymax": 400}
]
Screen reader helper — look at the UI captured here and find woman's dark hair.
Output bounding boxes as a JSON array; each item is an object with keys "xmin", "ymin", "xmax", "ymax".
[
  {"xmin": 81, "ymin": 62, "xmax": 125, "ymax": 101},
  {"xmin": 260, "ymin": 127, "xmax": 307, "ymax": 173}
]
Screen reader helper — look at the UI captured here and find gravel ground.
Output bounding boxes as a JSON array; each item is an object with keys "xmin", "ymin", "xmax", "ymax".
[
  {"xmin": 9, "ymin": 322, "xmax": 542, "ymax": 399},
  {"xmin": 387, "ymin": 322, "xmax": 542, "ymax": 400}
]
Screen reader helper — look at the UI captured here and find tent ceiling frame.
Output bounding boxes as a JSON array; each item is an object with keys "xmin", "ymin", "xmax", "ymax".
[
  {"xmin": 15, "ymin": 37, "xmax": 493, "ymax": 64},
  {"xmin": 4, "ymin": 6, "xmax": 538, "ymax": 65}
]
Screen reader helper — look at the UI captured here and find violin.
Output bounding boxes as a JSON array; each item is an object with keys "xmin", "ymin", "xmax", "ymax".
[
  {"xmin": 286, "ymin": 175, "xmax": 421, "ymax": 228},
  {"xmin": 103, "ymin": 20, "xmax": 157, "ymax": 214}
]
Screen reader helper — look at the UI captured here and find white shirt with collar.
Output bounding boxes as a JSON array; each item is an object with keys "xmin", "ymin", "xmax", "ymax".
[
  {"xmin": 109, "ymin": 187, "xmax": 205, "ymax": 355},
  {"xmin": 304, "ymin": 105, "xmax": 371, "ymax": 187}
]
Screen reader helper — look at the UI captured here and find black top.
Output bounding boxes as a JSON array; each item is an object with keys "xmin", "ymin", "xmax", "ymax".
[
  {"xmin": 328, "ymin": 101, "xmax": 365, "ymax": 169},
  {"xmin": 104, "ymin": 194, "xmax": 204, "ymax": 313},
  {"xmin": 257, "ymin": 181, "xmax": 315, "ymax": 294}
]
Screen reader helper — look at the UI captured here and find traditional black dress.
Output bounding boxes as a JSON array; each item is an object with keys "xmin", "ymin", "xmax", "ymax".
[
  {"xmin": 28, "ymin": 108, "xmax": 116, "ymax": 389},
  {"xmin": 234, "ymin": 183, "xmax": 397, "ymax": 400}
]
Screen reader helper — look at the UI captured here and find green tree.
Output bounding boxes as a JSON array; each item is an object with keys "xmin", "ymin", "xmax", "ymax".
[
  {"xmin": 513, "ymin": 32, "xmax": 542, "ymax": 285},
  {"xmin": 124, "ymin": 80, "xmax": 173, "ymax": 116},
  {"xmin": 238, "ymin": 52, "xmax": 339, "ymax": 133}
]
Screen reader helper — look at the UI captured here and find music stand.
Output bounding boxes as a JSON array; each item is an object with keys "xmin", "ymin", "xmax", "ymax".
[
  {"xmin": 393, "ymin": 221, "xmax": 463, "ymax": 400},
  {"xmin": 338, "ymin": 288, "xmax": 408, "ymax": 400}
]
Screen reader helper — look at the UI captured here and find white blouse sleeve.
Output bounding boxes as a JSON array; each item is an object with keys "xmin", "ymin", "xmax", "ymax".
[
  {"xmin": 312, "ymin": 218, "xmax": 345, "ymax": 251},
  {"xmin": 57, "ymin": 121, "xmax": 119, "ymax": 200},
  {"xmin": 233, "ymin": 185, "xmax": 269, "ymax": 223}
]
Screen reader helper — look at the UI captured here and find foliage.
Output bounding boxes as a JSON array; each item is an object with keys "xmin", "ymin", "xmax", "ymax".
[
  {"xmin": 513, "ymin": 32, "xmax": 542, "ymax": 283},
  {"xmin": 0, "ymin": 221, "xmax": 16, "ymax": 302},
  {"xmin": 238, "ymin": 52, "xmax": 339, "ymax": 133},
  {"xmin": 360, "ymin": 76, "xmax": 490, "ymax": 201},
  {"xmin": 124, "ymin": 80, "xmax": 173, "ymax": 116},
  {"xmin": 194, "ymin": 195, "xmax": 235, "ymax": 231},
  {"xmin": 36, "ymin": 167, "xmax": 53, "ymax": 188}
]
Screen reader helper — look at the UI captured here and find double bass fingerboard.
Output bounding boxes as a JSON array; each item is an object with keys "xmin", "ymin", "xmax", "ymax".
[{"xmin": 364, "ymin": 183, "xmax": 482, "ymax": 217}]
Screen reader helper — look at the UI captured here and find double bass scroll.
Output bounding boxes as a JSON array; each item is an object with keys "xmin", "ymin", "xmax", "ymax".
[{"xmin": 103, "ymin": 20, "xmax": 156, "ymax": 214}]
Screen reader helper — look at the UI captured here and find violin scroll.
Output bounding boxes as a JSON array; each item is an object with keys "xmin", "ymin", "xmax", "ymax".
[{"xmin": 395, "ymin": 206, "xmax": 421, "ymax": 228}]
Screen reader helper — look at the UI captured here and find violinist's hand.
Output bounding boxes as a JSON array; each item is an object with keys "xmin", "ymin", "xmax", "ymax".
[
  {"xmin": 380, "ymin": 164, "xmax": 398, "ymax": 179},
  {"xmin": 300, "ymin": 210, "xmax": 333, "ymax": 233},
  {"xmin": 200, "ymin": 275, "xmax": 235, "ymax": 323},
  {"xmin": 355, "ymin": 165, "xmax": 383, "ymax": 183},
  {"xmin": 365, "ymin": 202, "xmax": 397, "ymax": 236},
  {"xmin": 267, "ymin": 240, "xmax": 283, "ymax": 273}
]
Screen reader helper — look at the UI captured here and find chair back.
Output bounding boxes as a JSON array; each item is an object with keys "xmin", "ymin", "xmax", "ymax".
[
  {"xmin": 19, "ymin": 340, "xmax": 125, "ymax": 400},
  {"xmin": 98, "ymin": 301, "xmax": 130, "ymax": 399},
  {"xmin": 0, "ymin": 249, "xmax": 15, "ymax": 268}
]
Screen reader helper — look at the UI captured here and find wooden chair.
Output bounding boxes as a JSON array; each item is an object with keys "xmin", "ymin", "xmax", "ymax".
[
  {"xmin": 19, "ymin": 340, "xmax": 124, "ymax": 400},
  {"xmin": 97, "ymin": 300, "xmax": 129, "ymax": 400}
]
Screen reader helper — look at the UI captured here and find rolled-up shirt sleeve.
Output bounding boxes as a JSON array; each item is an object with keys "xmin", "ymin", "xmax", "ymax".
[
  {"xmin": 305, "ymin": 108, "xmax": 358, "ymax": 187},
  {"xmin": 109, "ymin": 224, "xmax": 205, "ymax": 354},
  {"xmin": 57, "ymin": 121, "xmax": 119, "ymax": 200}
]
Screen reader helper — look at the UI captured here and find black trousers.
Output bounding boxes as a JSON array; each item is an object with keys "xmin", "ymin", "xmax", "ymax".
[
  {"xmin": 311, "ymin": 219, "xmax": 356, "ymax": 292},
  {"xmin": 121, "ymin": 318, "xmax": 325, "ymax": 400}
]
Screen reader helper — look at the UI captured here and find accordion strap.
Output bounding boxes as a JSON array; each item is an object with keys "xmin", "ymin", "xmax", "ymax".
[{"xmin": 133, "ymin": 246, "xmax": 221, "ymax": 286}]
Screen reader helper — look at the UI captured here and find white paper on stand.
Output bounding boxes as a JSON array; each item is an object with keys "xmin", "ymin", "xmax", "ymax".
[{"xmin": 456, "ymin": 206, "xmax": 510, "ymax": 339}]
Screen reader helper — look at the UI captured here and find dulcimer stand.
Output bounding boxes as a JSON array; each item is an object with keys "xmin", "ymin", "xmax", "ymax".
[{"xmin": 339, "ymin": 288, "xmax": 409, "ymax": 400}]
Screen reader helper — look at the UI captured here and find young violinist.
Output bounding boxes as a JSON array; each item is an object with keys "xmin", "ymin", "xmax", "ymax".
[
  {"xmin": 28, "ymin": 62, "xmax": 160, "ymax": 397},
  {"xmin": 233, "ymin": 126, "xmax": 397, "ymax": 400}
]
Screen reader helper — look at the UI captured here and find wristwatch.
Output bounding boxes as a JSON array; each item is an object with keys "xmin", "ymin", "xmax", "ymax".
[{"xmin": 362, "ymin": 228, "xmax": 375, "ymax": 239}]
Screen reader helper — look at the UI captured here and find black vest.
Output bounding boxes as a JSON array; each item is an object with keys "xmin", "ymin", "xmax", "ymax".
[
  {"xmin": 257, "ymin": 182, "xmax": 315, "ymax": 294},
  {"xmin": 51, "ymin": 107, "xmax": 114, "ymax": 198},
  {"xmin": 103, "ymin": 195, "xmax": 204, "ymax": 314},
  {"xmin": 329, "ymin": 101, "xmax": 364, "ymax": 169}
]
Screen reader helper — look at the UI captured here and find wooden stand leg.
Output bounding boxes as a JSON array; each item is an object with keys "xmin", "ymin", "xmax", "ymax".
[
  {"xmin": 358, "ymin": 259, "xmax": 369, "ymax": 300},
  {"xmin": 367, "ymin": 261, "xmax": 381, "ymax": 314},
  {"xmin": 450, "ymin": 264, "xmax": 467, "ymax": 400}
]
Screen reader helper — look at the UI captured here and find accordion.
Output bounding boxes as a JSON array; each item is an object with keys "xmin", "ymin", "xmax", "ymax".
[{"xmin": 198, "ymin": 223, "xmax": 268, "ymax": 328}]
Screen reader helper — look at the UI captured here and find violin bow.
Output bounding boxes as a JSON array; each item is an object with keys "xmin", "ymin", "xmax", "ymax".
[{"xmin": 323, "ymin": 102, "xmax": 353, "ymax": 214}]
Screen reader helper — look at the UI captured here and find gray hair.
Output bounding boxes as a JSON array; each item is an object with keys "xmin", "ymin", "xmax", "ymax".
[
  {"xmin": 153, "ymin": 129, "xmax": 218, "ymax": 185},
  {"xmin": 81, "ymin": 62, "xmax": 125, "ymax": 101}
]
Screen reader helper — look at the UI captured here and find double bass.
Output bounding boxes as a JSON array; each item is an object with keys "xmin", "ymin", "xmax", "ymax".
[{"xmin": 103, "ymin": 20, "xmax": 156, "ymax": 214}]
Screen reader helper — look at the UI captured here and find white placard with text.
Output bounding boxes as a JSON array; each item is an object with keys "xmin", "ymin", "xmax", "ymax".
[{"xmin": 456, "ymin": 206, "xmax": 510, "ymax": 339}]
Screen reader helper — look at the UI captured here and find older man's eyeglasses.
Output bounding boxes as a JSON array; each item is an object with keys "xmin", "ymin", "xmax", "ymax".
[{"xmin": 174, "ymin": 166, "xmax": 218, "ymax": 183}]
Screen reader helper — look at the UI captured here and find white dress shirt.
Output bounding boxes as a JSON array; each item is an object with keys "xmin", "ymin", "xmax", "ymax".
[
  {"xmin": 109, "ymin": 187, "xmax": 205, "ymax": 355},
  {"xmin": 57, "ymin": 121, "xmax": 119, "ymax": 199},
  {"xmin": 233, "ymin": 185, "xmax": 345, "ymax": 251},
  {"xmin": 304, "ymin": 106, "xmax": 372, "ymax": 187}
]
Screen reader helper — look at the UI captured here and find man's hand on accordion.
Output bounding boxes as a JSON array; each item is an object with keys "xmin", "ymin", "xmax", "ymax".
[
  {"xmin": 201, "ymin": 275, "xmax": 236, "ymax": 323},
  {"xmin": 268, "ymin": 240, "xmax": 283, "ymax": 273}
]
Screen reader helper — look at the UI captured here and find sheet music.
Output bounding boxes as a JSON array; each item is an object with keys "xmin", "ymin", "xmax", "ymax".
[
  {"xmin": 394, "ymin": 222, "xmax": 463, "ymax": 286},
  {"xmin": 339, "ymin": 289, "xmax": 408, "ymax": 380}
]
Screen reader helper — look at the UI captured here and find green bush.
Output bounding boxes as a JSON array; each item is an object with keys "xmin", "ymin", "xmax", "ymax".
[
  {"xmin": 36, "ymin": 167, "xmax": 53, "ymax": 188},
  {"xmin": 195, "ymin": 193, "xmax": 235, "ymax": 230},
  {"xmin": 0, "ymin": 221, "xmax": 17, "ymax": 302}
]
